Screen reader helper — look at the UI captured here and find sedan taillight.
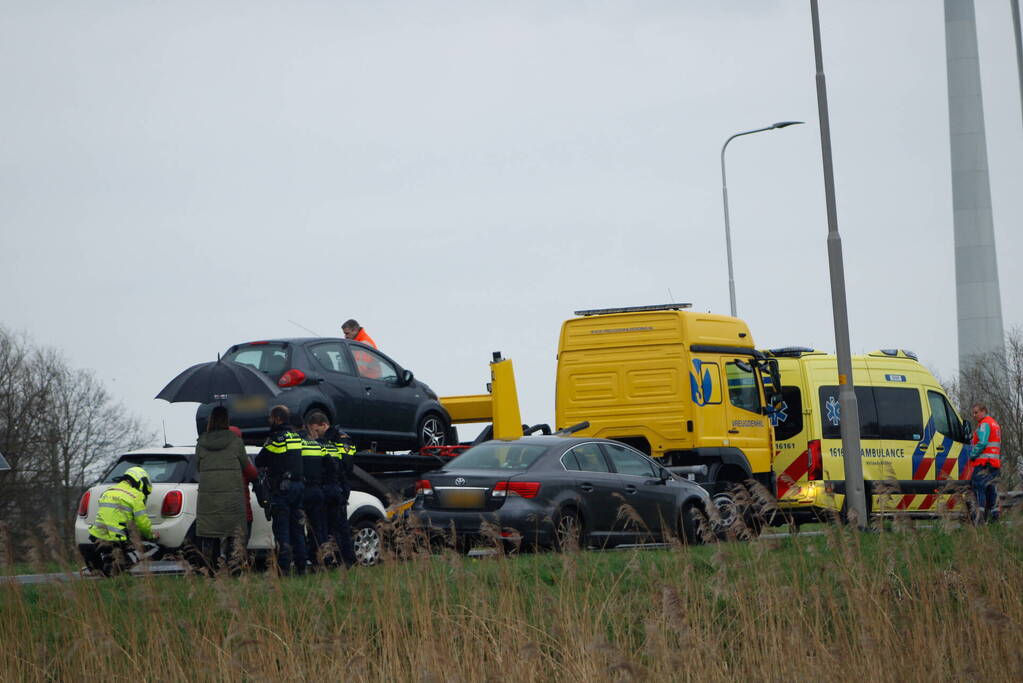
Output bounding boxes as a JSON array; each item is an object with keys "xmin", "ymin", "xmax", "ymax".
[
  {"xmin": 492, "ymin": 481, "xmax": 541, "ymax": 499},
  {"xmin": 161, "ymin": 490, "xmax": 183, "ymax": 517},
  {"xmin": 78, "ymin": 491, "xmax": 91, "ymax": 517},
  {"xmin": 415, "ymin": 479, "xmax": 434, "ymax": 496}
]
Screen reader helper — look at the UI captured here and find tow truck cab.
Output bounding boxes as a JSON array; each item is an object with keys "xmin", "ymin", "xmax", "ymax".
[{"xmin": 555, "ymin": 304, "xmax": 779, "ymax": 511}]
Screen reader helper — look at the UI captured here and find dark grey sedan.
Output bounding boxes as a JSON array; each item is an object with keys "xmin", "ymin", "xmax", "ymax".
[{"xmin": 410, "ymin": 436, "xmax": 712, "ymax": 551}]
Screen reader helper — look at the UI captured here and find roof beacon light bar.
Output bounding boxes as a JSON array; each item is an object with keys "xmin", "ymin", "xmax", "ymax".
[{"xmin": 574, "ymin": 303, "xmax": 693, "ymax": 317}]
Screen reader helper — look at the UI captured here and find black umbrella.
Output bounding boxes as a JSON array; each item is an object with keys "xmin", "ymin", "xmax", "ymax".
[{"xmin": 156, "ymin": 358, "xmax": 281, "ymax": 404}]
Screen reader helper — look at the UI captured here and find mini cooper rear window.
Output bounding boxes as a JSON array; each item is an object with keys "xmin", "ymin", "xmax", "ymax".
[{"xmin": 104, "ymin": 456, "xmax": 191, "ymax": 484}]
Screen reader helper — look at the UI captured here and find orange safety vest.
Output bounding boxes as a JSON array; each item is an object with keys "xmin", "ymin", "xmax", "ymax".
[
  {"xmin": 971, "ymin": 415, "xmax": 1001, "ymax": 468},
  {"xmin": 354, "ymin": 328, "xmax": 377, "ymax": 349},
  {"xmin": 351, "ymin": 328, "xmax": 380, "ymax": 378}
]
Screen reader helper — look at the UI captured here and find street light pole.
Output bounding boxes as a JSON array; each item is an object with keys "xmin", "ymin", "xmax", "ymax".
[
  {"xmin": 721, "ymin": 121, "xmax": 803, "ymax": 317},
  {"xmin": 810, "ymin": 0, "xmax": 868, "ymax": 529}
]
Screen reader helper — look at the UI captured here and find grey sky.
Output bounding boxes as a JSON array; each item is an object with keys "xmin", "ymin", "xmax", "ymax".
[{"xmin": 2, "ymin": 1, "xmax": 1021, "ymax": 447}]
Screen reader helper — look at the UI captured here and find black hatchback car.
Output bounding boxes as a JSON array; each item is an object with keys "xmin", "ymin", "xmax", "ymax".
[
  {"xmin": 195, "ymin": 338, "xmax": 451, "ymax": 451},
  {"xmin": 410, "ymin": 436, "xmax": 712, "ymax": 551}
]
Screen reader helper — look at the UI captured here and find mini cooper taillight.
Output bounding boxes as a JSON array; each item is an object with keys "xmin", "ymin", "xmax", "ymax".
[
  {"xmin": 77, "ymin": 491, "xmax": 91, "ymax": 517},
  {"xmin": 161, "ymin": 490, "xmax": 184, "ymax": 517}
]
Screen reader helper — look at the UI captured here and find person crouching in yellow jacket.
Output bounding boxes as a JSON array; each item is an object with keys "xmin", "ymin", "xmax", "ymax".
[{"xmin": 86, "ymin": 466, "xmax": 159, "ymax": 575}]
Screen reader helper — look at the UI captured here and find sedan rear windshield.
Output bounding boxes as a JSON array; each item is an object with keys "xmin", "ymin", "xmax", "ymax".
[
  {"xmin": 447, "ymin": 442, "xmax": 548, "ymax": 470},
  {"xmin": 223, "ymin": 343, "xmax": 290, "ymax": 381},
  {"xmin": 104, "ymin": 456, "xmax": 192, "ymax": 484}
]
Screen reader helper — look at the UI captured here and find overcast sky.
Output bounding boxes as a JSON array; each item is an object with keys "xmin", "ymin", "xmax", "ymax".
[{"xmin": 2, "ymin": 1, "xmax": 1021, "ymax": 448}]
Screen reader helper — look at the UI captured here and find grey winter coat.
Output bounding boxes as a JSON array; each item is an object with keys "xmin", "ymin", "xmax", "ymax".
[{"xmin": 196, "ymin": 430, "xmax": 249, "ymax": 538}]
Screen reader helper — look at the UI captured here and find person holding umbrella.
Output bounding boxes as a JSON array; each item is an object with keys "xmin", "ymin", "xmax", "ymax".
[
  {"xmin": 195, "ymin": 406, "xmax": 256, "ymax": 573},
  {"xmin": 255, "ymin": 405, "xmax": 307, "ymax": 575}
]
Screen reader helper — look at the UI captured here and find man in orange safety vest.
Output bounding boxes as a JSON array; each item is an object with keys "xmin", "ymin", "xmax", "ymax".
[{"xmin": 969, "ymin": 403, "xmax": 1002, "ymax": 523}]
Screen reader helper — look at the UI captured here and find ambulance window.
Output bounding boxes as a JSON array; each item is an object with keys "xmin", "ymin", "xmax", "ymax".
[
  {"xmin": 726, "ymin": 361, "xmax": 762, "ymax": 414},
  {"xmin": 874, "ymin": 387, "xmax": 923, "ymax": 441},
  {"xmin": 819, "ymin": 386, "xmax": 880, "ymax": 440},
  {"xmin": 928, "ymin": 391, "xmax": 965, "ymax": 442},
  {"xmin": 771, "ymin": 386, "xmax": 803, "ymax": 441}
]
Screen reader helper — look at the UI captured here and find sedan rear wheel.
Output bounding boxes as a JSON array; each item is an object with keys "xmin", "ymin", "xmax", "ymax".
[{"xmin": 553, "ymin": 508, "xmax": 584, "ymax": 552}]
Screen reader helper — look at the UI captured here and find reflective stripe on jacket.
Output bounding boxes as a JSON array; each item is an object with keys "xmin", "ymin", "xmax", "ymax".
[
  {"xmin": 301, "ymin": 439, "xmax": 327, "ymax": 485},
  {"xmin": 971, "ymin": 415, "xmax": 1002, "ymax": 468},
  {"xmin": 256, "ymin": 426, "xmax": 304, "ymax": 482},
  {"xmin": 88, "ymin": 480, "xmax": 153, "ymax": 541}
]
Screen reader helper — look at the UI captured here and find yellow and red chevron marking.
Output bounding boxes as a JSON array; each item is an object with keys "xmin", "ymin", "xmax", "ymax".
[
  {"xmin": 896, "ymin": 456, "xmax": 934, "ymax": 510},
  {"xmin": 918, "ymin": 452, "xmax": 960, "ymax": 510},
  {"xmin": 776, "ymin": 449, "xmax": 809, "ymax": 499}
]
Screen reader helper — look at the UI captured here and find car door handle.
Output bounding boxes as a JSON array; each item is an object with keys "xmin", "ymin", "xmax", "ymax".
[
  {"xmin": 934, "ymin": 444, "xmax": 945, "ymax": 453},
  {"xmin": 728, "ymin": 429, "xmax": 740, "ymax": 434},
  {"xmin": 579, "ymin": 483, "xmax": 594, "ymax": 493},
  {"xmin": 364, "ymin": 386, "xmax": 372, "ymax": 394},
  {"xmin": 625, "ymin": 485, "xmax": 638, "ymax": 494}
]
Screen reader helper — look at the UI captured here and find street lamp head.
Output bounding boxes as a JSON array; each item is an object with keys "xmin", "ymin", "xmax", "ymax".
[{"xmin": 771, "ymin": 121, "xmax": 804, "ymax": 129}]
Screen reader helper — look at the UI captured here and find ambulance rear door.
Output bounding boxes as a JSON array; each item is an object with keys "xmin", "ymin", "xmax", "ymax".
[{"xmin": 766, "ymin": 358, "xmax": 810, "ymax": 501}]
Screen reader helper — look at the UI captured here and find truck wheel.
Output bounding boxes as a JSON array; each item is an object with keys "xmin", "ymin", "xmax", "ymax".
[{"xmin": 417, "ymin": 413, "xmax": 448, "ymax": 449}]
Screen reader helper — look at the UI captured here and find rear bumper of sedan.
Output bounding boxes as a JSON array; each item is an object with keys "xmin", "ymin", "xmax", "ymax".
[{"xmin": 410, "ymin": 499, "xmax": 557, "ymax": 548}]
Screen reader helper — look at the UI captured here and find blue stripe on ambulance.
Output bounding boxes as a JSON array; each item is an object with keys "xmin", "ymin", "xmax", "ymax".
[{"xmin": 910, "ymin": 417, "xmax": 937, "ymax": 475}]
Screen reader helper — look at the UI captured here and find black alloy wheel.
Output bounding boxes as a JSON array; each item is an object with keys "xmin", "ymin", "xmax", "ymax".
[{"xmin": 417, "ymin": 413, "xmax": 448, "ymax": 449}]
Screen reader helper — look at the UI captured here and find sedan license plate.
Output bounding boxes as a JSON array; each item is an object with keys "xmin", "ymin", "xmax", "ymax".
[
  {"xmin": 439, "ymin": 489, "xmax": 485, "ymax": 509},
  {"xmin": 232, "ymin": 395, "xmax": 268, "ymax": 414}
]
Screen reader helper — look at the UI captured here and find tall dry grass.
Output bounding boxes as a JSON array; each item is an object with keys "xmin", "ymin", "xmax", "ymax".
[{"xmin": 2, "ymin": 514, "xmax": 1022, "ymax": 681}]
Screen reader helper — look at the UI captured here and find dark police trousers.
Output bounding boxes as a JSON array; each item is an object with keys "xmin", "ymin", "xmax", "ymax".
[
  {"xmin": 324, "ymin": 483, "xmax": 357, "ymax": 567},
  {"xmin": 302, "ymin": 483, "xmax": 327, "ymax": 562},
  {"xmin": 270, "ymin": 481, "xmax": 307, "ymax": 574}
]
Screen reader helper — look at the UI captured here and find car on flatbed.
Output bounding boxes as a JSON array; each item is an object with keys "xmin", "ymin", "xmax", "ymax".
[
  {"xmin": 75, "ymin": 446, "xmax": 388, "ymax": 567},
  {"xmin": 410, "ymin": 435, "xmax": 712, "ymax": 551},
  {"xmin": 195, "ymin": 338, "xmax": 452, "ymax": 451}
]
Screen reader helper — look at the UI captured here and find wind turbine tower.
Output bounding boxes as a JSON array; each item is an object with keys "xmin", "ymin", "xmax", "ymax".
[{"xmin": 945, "ymin": 0, "xmax": 1006, "ymax": 369}]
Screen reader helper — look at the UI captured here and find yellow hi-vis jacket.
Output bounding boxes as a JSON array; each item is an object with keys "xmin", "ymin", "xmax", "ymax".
[{"xmin": 88, "ymin": 480, "xmax": 154, "ymax": 541}]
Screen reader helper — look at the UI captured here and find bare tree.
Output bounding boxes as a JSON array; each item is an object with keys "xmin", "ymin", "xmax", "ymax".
[
  {"xmin": 0, "ymin": 327, "xmax": 155, "ymax": 555},
  {"xmin": 943, "ymin": 327, "xmax": 1023, "ymax": 488}
]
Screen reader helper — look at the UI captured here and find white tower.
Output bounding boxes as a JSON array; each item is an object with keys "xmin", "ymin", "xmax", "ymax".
[{"xmin": 945, "ymin": 0, "xmax": 1005, "ymax": 368}]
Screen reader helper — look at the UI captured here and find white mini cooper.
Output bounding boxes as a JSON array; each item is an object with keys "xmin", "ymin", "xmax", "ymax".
[{"xmin": 75, "ymin": 446, "xmax": 388, "ymax": 567}]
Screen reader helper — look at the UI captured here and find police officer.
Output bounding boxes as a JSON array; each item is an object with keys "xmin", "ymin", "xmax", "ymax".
[
  {"xmin": 969, "ymin": 403, "xmax": 1002, "ymax": 523},
  {"xmin": 86, "ymin": 466, "xmax": 158, "ymax": 575},
  {"xmin": 321, "ymin": 421, "xmax": 358, "ymax": 567},
  {"xmin": 300, "ymin": 414, "xmax": 330, "ymax": 566},
  {"xmin": 255, "ymin": 405, "xmax": 307, "ymax": 575}
]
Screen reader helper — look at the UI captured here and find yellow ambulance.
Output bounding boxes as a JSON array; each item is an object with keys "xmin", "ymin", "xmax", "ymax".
[
  {"xmin": 763, "ymin": 348, "xmax": 971, "ymax": 520},
  {"xmin": 555, "ymin": 304, "xmax": 779, "ymax": 525}
]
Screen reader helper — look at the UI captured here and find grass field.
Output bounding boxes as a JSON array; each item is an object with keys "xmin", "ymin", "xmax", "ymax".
[{"xmin": 3, "ymin": 520, "xmax": 1022, "ymax": 681}]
